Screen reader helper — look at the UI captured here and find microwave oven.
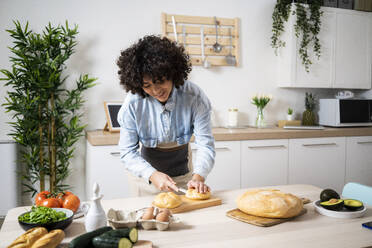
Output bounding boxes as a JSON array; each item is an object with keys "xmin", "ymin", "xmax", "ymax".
[{"xmin": 318, "ymin": 99, "xmax": 372, "ymax": 127}]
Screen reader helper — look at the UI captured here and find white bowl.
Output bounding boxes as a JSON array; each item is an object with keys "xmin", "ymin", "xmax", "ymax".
[{"xmin": 313, "ymin": 200, "xmax": 366, "ymax": 219}]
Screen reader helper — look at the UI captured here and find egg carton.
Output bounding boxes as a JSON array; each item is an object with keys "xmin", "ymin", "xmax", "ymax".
[{"xmin": 106, "ymin": 207, "xmax": 180, "ymax": 231}]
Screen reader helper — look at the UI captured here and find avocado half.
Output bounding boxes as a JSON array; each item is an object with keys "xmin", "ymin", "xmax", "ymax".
[
  {"xmin": 344, "ymin": 199, "xmax": 364, "ymax": 211},
  {"xmin": 320, "ymin": 198, "xmax": 344, "ymax": 211},
  {"xmin": 320, "ymin": 188, "xmax": 340, "ymax": 202}
]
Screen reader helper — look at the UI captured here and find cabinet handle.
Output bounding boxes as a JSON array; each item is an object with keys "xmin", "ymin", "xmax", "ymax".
[
  {"xmin": 302, "ymin": 143, "xmax": 337, "ymax": 147},
  {"xmin": 192, "ymin": 147, "xmax": 229, "ymax": 151},
  {"xmin": 215, "ymin": 147, "xmax": 230, "ymax": 151},
  {"xmin": 110, "ymin": 152, "xmax": 121, "ymax": 157},
  {"xmin": 247, "ymin": 145, "xmax": 286, "ymax": 149},
  {"xmin": 357, "ymin": 141, "xmax": 372, "ymax": 145}
]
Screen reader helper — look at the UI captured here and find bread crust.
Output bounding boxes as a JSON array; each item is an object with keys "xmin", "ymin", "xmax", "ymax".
[
  {"xmin": 153, "ymin": 192, "xmax": 182, "ymax": 209},
  {"xmin": 7, "ymin": 227, "xmax": 48, "ymax": 248},
  {"xmin": 236, "ymin": 189, "xmax": 303, "ymax": 218},
  {"xmin": 31, "ymin": 229, "xmax": 65, "ymax": 248},
  {"xmin": 185, "ymin": 189, "xmax": 211, "ymax": 200}
]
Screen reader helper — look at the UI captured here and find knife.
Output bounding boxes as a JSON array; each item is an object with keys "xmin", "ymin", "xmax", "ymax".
[{"xmin": 178, "ymin": 187, "xmax": 187, "ymax": 194}]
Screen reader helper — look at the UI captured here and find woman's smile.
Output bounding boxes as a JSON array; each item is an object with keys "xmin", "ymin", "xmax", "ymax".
[{"xmin": 142, "ymin": 77, "xmax": 173, "ymax": 103}]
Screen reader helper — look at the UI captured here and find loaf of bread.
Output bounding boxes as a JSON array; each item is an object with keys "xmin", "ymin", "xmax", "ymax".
[
  {"xmin": 7, "ymin": 227, "xmax": 48, "ymax": 248},
  {"xmin": 153, "ymin": 192, "xmax": 182, "ymax": 209},
  {"xmin": 185, "ymin": 189, "xmax": 211, "ymax": 200},
  {"xmin": 31, "ymin": 229, "xmax": 65, "ymax": 248},
  {"xmin": 236, "ymin": 189, "xmax": 303, "ymax": 218}
]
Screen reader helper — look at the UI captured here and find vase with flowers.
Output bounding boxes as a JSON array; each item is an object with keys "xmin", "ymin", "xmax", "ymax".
[{"xmin": 251, "ymin": 94, "xmax": 272, "ymax": 128}]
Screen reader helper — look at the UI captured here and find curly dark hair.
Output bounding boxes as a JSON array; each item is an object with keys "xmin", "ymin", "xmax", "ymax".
[{"xmin": 117, "ymin": 35, "xmax": 192, "ymax": 97}]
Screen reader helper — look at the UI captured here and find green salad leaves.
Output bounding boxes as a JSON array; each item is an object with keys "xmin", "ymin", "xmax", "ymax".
[{"xmin": 18, "ymin": 206, "xmax": 67, "ymax": 224}]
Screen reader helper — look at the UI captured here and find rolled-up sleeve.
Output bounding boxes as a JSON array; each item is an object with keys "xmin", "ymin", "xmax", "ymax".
[
  {"xmin": 192, "ymin": 96, "xmax": 215, "ymax": 179},
  {"xmin": 117, "ymin": 101, "xmax": 156, "ymax": 183}
]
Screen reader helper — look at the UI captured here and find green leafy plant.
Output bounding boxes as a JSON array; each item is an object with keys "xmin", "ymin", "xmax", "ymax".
[
  {"xmin": 271, "ymin": 0, "xmax": 323, "ymax": 72},
  {"xmin": 1, "ymin": 21, "xmax": 96, "ymax": 196},
  {"xmin": 251, "ymin": 94, "xmax": 272, "ymax": 110},
  {"xmin": 288, "ymin": 107, "xmax": 293, "ymax": 115}
]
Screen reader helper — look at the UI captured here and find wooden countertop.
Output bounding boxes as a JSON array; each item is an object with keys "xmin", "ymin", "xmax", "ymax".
[
  {"xmin": 86, "ymin": 127, "xmax": 372, "ymax": 146},
  {"xmin": 1, "ymin": 184, "xmax": 372, "ymax": 248}
]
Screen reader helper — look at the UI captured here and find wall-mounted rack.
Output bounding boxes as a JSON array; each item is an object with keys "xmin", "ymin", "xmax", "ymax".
[{"xmin": 161, "ymin": 13, "xmax": 240, "ymax": 67}]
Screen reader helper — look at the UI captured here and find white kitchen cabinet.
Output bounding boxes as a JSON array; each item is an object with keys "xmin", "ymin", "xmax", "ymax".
[
  {"xmin": 86, "ymin": 142, "xmax": 130, "ymax": 200},
  {"xmin": 289, "ymin": 137, "xmax": 346, "ymax": 193},
  {"xmin": 345, "ymin": 136, "xmax": 372, "ymax": 186},
  {"xmin": 278, "ymin": 6, "xmax": 372, "ymax": 89},
  {"xmin": 240, "ymin": 139, "xmax": 289, "ymax": 188},
  {"xmin": 334, "ymin": 12, "xmax": 372, "ymax": 89},
  {"xmin": 191, "ymin": 141, "xmax": 241, "ymax": 191}
]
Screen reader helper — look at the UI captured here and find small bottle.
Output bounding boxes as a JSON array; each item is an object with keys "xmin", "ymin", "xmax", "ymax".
[
  {"xmin": 84, "ymin": 182, "xmax": 107, "ymax": 232},
  {"xmin": 228, "ymin": 108, "xmax": 238, "ymax": 127}
]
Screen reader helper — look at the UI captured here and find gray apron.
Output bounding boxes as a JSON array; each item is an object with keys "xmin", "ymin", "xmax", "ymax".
[{"xmin": 140, "ymin": 144, "xmax": 189, "ymax": 177}]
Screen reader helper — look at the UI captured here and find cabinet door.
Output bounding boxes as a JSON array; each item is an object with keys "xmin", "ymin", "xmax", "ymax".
[
  {"xmin": 86, "ymin": 142, "xmax": 130, "ymax": 200},
  {"xmin": 345, "ymin": 136, "xmax": 372, "ymax": 186},
  {"xmin": 191, "ymin": 141, "xmax": 241, "ymax": 191},
  {"xmin": 241, "ymin": 139, "xmax": 289, "ymax": 188},
  {"xmin": 334, "ymin": 12, "xmax": 372, "ymax": 89},
  {"xmin": 294, "ymin": 11, "xmax": 335, "ymax": 88},
  {"xmin": 289, "ymin": 137, "xmax": 345, "ymax": 193}
]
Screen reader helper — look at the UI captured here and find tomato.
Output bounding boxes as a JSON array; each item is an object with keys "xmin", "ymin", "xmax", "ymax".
[
  {"xmin": 41, "ymin": 198, "xmax": 61, "ymax": 208},
  {"xmin": 35, "ymin": 191, "xmax": 50, "ymax": 206},
  {"xmin": 62, "ymin": 194, "xmax": 80, "ymax": 212}
]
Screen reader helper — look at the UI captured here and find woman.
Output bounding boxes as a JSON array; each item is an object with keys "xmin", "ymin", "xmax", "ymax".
[{"xmin": 116, "ymin": 35, "xmax": 215, "ymax": 196}]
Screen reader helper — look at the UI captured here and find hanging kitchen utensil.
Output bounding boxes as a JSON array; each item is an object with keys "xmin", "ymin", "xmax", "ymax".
[
  {"xmin": 182, "ymin": 24, "xmax": 186, "ymax": 47},
  {"xmin": 200, "ymin": 26, "xmax": 211, "ymax": 68},
  {"xmin": 172, "ymin": 16, "xmax": 178, "ymax": 43},
  {"xmin": 213, "ymin": 16, "xmax": 222, "ymax": 53},
  {"xmin": 225, "ymin": 27, "xmax": 236, "ymax": 65}
]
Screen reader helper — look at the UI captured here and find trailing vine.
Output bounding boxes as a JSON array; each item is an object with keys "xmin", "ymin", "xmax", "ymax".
[
  {"xmin": 271, "ymin": 0, "xmax": 323, "ymax": 72},
  {"xmin": 271, "ymin": 0, "xmax": 292, "ymax": 55}
]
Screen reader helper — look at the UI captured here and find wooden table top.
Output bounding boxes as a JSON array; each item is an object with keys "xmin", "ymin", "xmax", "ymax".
[{"xmin": 1, "ymin": 184, "xmax": 372, "ymax": 248}]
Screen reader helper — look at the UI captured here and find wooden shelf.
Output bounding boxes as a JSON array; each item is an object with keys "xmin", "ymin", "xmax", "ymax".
[{"xmin": 161, "ymin": 13, "xmax": 240, "ymax": 67}]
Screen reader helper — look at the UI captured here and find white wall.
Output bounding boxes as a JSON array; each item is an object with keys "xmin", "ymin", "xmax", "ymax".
[{"xmin": 0, "ymin": 0, "xmax": 370, "ymax": 200}]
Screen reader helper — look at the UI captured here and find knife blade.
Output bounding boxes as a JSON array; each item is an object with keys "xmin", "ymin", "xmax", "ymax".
[{"xmin": 178, "ymin": 187, "xmax": 187, "ymax": 194}]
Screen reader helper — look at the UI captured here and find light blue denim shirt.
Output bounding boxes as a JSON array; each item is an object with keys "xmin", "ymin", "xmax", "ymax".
[{"xmin": 117, "ymin": 80, "xmax": 215, "ymax": 183}]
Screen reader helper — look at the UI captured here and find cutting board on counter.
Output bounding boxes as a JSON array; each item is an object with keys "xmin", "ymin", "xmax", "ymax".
[
  {"xmin": 226, "ymin": 197, "xmax": 310, "ymax": 227},
  {"xmin": 167, "ymin": 195, "xmax": 222, "ymax": 214},
  {"xmin": 134, "ymin": 240, "xmax": 153, "ymax": 248}
]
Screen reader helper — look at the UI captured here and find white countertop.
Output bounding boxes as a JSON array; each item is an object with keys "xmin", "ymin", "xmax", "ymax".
[{"xmin": 1, "ymin": 184, "xmax": 372, "ymax": 248}]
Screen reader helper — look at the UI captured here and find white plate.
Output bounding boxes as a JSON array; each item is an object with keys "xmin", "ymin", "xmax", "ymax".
[{"xmin": 313, "ymin": 200, "xmax": 366, "ymax": 219}]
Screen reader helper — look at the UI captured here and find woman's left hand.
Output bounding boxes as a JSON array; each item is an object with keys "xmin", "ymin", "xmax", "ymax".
[{"xmin": 187, "ymin": 174, "xmax": 210, "ymax": 193}]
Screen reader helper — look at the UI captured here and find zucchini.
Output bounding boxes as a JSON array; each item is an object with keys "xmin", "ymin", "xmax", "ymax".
[
  {"xmin": 69, "ymin": 226, "xmax": 113, "ymax": 248},
  {"xmin": 100, "ymin": 228, "xmax": 138, "ymax": 243},
  {"xmin": 92, "ymin": 236, "xmax": 133, "ymax": 248}
]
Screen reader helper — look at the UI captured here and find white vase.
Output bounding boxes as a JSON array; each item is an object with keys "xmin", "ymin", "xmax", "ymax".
[{"xmin": 287, "ymin": 114, "xmax": 294, "ymax": 121}]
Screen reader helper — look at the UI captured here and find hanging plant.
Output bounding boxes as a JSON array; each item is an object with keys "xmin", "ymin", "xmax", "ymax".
[
  {"xmin": 271, "ymin": 0, "xmax": 323, "ymax": 72},
  {"xmin": 1, "ymin": 21, "xmax": 97, "ymax": 196}
]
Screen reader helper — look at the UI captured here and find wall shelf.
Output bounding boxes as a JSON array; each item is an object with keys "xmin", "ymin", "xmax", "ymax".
[{"xmin": 161, "ymin": 13, "xmax": 240, "ymax": 67}]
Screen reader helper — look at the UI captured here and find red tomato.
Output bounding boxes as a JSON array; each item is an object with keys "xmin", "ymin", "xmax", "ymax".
[
  {"xmin": 41, "ymin": 198, "xmax": 61, "ymax": 208},
  {"xmin": 62, "ymin": 194, "xmax": 80, "ymax": 212},
  {"xmin": 35, "ymin": 191, "xmax": 50, "ymax": 206}
]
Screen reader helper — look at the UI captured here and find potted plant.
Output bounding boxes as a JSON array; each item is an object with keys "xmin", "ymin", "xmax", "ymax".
[
  {"xmin": 287, "ymin": 107, "xmax": 294, "ymax": 121},
  {"xmin": 1, "ymin": 21, "xmax": 96, "ymax": 196},
  {"xmin": 271, "ymin": 0, "xmax": 323, "ymax": 72}
]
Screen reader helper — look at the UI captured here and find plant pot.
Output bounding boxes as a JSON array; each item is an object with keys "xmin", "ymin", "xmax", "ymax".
[{"xmin": 287, "ymin": 114, "xmax": 294, "ymax": 121}]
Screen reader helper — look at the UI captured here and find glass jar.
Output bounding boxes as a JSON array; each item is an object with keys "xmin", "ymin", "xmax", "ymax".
[{"xmin": 228, "ymin": 108, "xmax": 238, "ymax": 127}]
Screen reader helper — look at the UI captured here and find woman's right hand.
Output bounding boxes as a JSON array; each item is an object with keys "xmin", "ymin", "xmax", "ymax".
[{"xmin": 149, "ymin": 171, "xmax": 178, "ymax": 192}]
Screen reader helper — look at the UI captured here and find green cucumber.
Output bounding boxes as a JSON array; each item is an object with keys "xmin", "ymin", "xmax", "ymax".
[
  {"xmin": 69, "ymin": 226, "xmax": 113, "ymax": 248},
  {"xmin": 100, "ymin": 228, "xmax": 138, "ymax": 243},
  {"xmin": 92, "ymin": 236, "xmax": 133, "ymax": 248}
]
